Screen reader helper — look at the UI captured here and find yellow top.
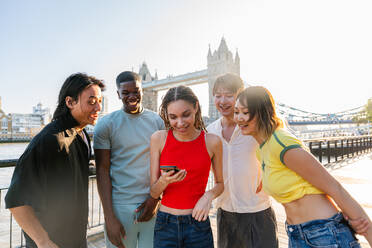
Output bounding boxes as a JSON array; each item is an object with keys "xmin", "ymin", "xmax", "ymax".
[{"xmin": 256, "ymin": 128, "xmax": 323, "ymax": 203}]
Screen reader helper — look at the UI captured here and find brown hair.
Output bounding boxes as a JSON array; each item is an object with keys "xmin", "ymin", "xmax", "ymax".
[
  {"xmin": 213, "ymin": 73, "xmax": 244, "ymax": 95},
  {"xmin": 237, "ymin": 86, "xmax": 283, "ymax": 139},
  {"xmin": 159, "ymin": 85, "xmax": 206, "ymax": 131}
]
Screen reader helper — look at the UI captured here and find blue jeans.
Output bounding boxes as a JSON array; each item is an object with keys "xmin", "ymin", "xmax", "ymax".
[
  {"xmin": 286, "ymin": 212, "xmax": 361, "ymax": 248},
  {"xmin": 154, "ymin": 211, "xmax": 214, "ymax": 248}
]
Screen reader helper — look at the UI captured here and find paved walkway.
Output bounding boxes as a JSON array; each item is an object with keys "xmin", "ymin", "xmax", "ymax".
[
  {"xmin": 1, "ymin": 153, "xmax": 370, "ymax": 247},
  {"xmin": 88, "ymin": 153, "xmax": 372, "ymax": 248}
]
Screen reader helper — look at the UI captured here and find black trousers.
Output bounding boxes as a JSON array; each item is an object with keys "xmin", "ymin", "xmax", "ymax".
[{"xmin": 217, "ymin": 207, "xmax": 279, "ymax": 248}]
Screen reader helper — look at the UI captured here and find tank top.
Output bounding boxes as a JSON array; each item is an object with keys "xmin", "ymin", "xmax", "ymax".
[{"xmin": 160, "ymin": 130, "xmax": 211, "ymax": 209}]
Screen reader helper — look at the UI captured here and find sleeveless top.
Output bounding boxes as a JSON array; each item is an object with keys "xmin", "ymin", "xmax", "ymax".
[
  {"xmin": 160, "ymin": 130, "xmax": 211, "ymax": 209},
  {"xmin": 257, "ymin": 128, "xmax": 324, "ymax": 203}
]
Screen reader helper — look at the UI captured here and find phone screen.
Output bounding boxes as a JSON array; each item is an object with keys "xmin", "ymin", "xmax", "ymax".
[{"xmin": 160, "ymin": 165, "xmax": 180, "ymax": 172}]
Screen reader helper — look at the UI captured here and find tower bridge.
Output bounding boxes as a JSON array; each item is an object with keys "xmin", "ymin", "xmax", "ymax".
[
  {"xmin": 137, "ymin": 38, "xmax": 365, "ymax": 126},
  {"xmin": 143, "ymin": 69, "xmax": 208, "ymax": 91},
  {"xmin": 140, "ymin": 37, "xmax": 239, "ymax": 119}
]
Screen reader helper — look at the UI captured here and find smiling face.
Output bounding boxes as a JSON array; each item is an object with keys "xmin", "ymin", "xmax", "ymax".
[
  {"xmin": 117, "ymin": 80, "xmax": 143, "ymax": 114},
  {"xmin": 234, "ymin": 100, "xmax": 258, "ymax": 137},
  {"xmin": 68, "ymin": 84, "xmax": 102, "ymax": 128},
  {"xmin": 167, "ymin": 99, "xmax": 198, "ymax": 134},
  {"xmin": 214, "ymin": 87, "xmax": 237, "ymax": 118}
]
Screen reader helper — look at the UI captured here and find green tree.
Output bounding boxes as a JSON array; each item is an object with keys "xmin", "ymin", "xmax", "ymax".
[
  {"xmin": 352, "ymin": 98, "xmax": 372, "ymax": 123},
  {"xmin": 367, "ymin": 98, "xmax": 372, "ymax": 122}
]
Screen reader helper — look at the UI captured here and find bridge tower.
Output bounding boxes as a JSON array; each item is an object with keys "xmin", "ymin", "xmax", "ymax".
[
  {"xmin": 139, "ymin": 62, "xmax": 159, "ymax": 112},
  {"xmin": 207, "ymin": 38, "xmax": 240, "ymax": 119}
]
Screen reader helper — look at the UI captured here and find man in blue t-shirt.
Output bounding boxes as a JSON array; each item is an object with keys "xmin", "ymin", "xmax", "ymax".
[{"xmin": 94, "ymin": 71, "xmax": 164, "ymax": 248}]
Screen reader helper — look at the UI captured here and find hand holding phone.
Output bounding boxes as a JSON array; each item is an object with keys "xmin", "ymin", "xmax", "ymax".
[
  {"xmin": 159, "ymin": 165, "xmax": 186, "ymax": 185},
  {"xmin": 160, "ymin": 165, "xmax": 181, "ymax": 173}
]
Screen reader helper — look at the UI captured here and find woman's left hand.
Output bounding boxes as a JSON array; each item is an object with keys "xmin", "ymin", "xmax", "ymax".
[{"xmin": 192, "ymin": 193, "xmax": 213, "ymax": 221}]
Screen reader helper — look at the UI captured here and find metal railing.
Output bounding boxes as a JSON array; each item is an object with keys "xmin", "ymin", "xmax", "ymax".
[
  {"xmin": 0, "ymin": 162, "xmax": 103, "ymax": 248},
  {"xmin": 303, "ymin": 135, "xmax": 372, "ymax": 166}
]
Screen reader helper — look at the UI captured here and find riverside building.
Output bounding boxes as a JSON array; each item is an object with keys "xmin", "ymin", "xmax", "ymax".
[{"xmin": 0, "ymin": 97, "xmax": 51, "ymax": 140}]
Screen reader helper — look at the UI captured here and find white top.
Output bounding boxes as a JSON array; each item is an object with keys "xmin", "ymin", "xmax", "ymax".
[
  {"xmin": 80, "ymin": 130, "xmax": 90, "ymax": 158},
  {"xmin": 207, "ymin": 118, "xmax": 271, "ymax": 213}
]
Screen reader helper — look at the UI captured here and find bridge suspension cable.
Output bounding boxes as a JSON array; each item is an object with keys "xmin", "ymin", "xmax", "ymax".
[{"xmin": 276, "ymin": 102, "xmax": 365, "ymax": 124}]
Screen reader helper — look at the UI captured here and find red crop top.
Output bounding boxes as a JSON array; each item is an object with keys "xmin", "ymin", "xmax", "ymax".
[{"xmin": 160, "ymin": 130, "xmax": 211, "ymax": 209}]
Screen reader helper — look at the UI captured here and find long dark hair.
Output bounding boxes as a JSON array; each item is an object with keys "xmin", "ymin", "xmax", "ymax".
[
  {"xmin": 159, "ymin": 85, "xmax": 206, "ymax": 131},
  {"xmin": 237, "ymin": 86, "xmax": 283, "ymax": 139},
  {"xmin": 52, "ymin": 73, "xmax": 105, "ymax": 121}
]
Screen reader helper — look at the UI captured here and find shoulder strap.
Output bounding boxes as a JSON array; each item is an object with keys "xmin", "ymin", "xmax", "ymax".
[{"xmin": 161, "ymin": 129, "xmax": 174, "ymax": 153}]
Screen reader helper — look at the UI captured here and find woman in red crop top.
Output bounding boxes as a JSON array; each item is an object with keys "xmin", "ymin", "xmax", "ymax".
[{"xmin": 150, "ymin": 86, "xmax": 224, "ymax": 248}]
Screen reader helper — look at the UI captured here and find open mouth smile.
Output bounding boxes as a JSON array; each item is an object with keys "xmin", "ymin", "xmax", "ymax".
[
  {"xmin": 127, "ymin": 100, "xmax": 138, "ymax": 106},
  {"xmin": 219, "ymin": 105, "xmax": 231, "ymax": 111}
]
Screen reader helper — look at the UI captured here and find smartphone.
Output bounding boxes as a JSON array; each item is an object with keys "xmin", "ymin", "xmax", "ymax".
[{"xmin": 160, "ymin": 165, "xmax": 181, "ymax": 173}]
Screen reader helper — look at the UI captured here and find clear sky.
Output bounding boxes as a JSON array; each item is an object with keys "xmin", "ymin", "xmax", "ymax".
[{"xmin": 1, "ymin": 0, "xmax": 371, "ymax": 117}]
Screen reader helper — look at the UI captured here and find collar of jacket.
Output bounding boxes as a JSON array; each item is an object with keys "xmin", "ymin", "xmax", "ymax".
[{"xmin": 54, "ymin": 113, "xmax": 81, "ymax": 136}]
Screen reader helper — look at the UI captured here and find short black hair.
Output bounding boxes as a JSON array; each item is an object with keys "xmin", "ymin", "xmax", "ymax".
[
  {"xmin": 52, "ymin": 73, "xmax": 105, "ymax": 121},
  {"xmin": 116, "ymin": 71, "xmax": 141, "ymax": 89}
]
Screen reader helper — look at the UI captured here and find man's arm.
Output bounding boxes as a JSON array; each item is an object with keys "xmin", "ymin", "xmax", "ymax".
[
  {"xmin": 10, "ymin": 206, "xmax": 58, "ymax": 248},
  {"xmin": 94, "ymin": 149, "xmax": 126, "ymax": 248},
  {"xmin": 135, "ymin": 197, "xmax": 159, "ymax": 222}
]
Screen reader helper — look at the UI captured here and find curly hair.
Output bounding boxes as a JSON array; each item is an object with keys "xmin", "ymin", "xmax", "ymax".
[{"xmin": 159, "ymin": 85, "xmax": 206, "ymax": 131}]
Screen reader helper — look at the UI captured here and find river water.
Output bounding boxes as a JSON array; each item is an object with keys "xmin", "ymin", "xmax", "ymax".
[
  {"xmin": 0, "ymin": 143, "xmax": 28, "ymax": 188},
  {"xmin": 0, "ymin": 142, "xmax": 28, "ymax": 160}
]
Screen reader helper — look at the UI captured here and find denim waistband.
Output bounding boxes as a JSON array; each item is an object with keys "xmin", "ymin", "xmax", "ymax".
[
  {"xmin": 285, "ymin": 212, "xmax": 345, "ymax": 238},
  {"xmin": 157, "ymin": 211, "xmax": 195, "ymax": 224}
]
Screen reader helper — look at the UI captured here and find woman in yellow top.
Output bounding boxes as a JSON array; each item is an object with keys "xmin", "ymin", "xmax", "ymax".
[{"xmin": 234, "ymin": 86, "xmax": 372, "ymax": 247}]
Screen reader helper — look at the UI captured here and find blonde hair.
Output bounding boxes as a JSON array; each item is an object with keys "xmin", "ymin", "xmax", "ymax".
[{"xmin": 237, "ymin": 86, "xmax": 283, "ymax": 139}]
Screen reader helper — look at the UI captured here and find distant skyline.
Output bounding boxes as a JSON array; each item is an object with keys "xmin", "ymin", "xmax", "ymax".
[{"xmin": 1, "ymin": 0, "xmax": 372, "ymax": 117}]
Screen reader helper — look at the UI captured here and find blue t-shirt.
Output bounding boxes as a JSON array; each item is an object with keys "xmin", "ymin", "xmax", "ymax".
[{"xmin": 93, "ymin": 109, "xmax": 164, "ymax": 204}]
